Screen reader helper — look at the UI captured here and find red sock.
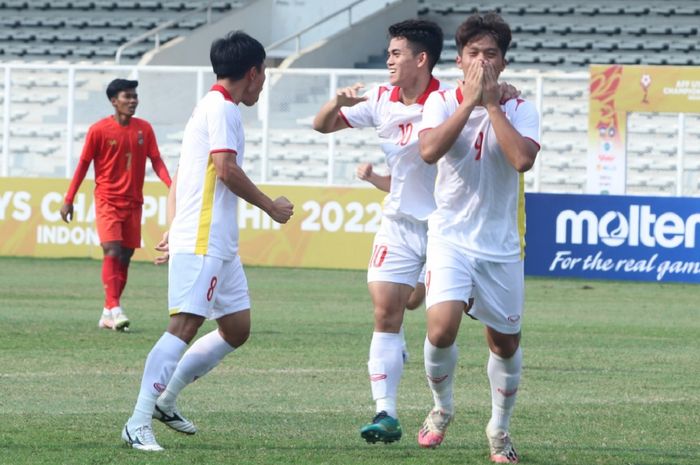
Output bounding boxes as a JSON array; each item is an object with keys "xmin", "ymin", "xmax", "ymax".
[
  {"xmin": 117, "ymin": 260, "xmax": 129, "ymax": 298},
  {"xmin": 102, "ymin": 255, "xmax": 121, "ymax": 309}
]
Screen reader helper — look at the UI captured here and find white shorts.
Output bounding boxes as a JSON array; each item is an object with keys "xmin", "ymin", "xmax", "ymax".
[
  {"xmin": 367, "ymin": 216, "xmax": 427, "ymax": 288},
  {"xmin": 425, "ymin": 238, "xmax": 524, "ymax": 334},
  {"xmin": 417, "ymin": 263, "xmax": 426, "ymax": 284},
  {"xmin": 168, "ymin": 253, "xmax": 250, "ymax": 319}
]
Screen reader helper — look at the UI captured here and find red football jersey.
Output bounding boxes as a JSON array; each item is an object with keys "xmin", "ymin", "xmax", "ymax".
[{"xmin": 79, "ymin": 116, "xmax": 161, "ymax": 206}]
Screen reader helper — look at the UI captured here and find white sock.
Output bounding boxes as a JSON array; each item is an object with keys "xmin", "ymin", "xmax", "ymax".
[
  {"xmin": 486, "ymin": 347, "xmax": 523, "ymax": 434},
  {"xmin": 399, "ymin": 325, "xmax": 408, "ymax": 363},
  {"xmin": 128, "ymin": 332, "xmax": 187, "ymax": 427},
  {"xmin": 158, "ymin": 329, "xmax": 235, "ymax": 408},
  {"xmin": 424, "ymin": 337, "xmax": 458, "ymax": 414},
  {"xmin": 367, "ymin": 331, "xmax": 403, "ymax": 418}
]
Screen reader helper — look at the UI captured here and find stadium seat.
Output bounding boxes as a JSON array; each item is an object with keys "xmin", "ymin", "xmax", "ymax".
[
  {"xmin": 595, "ymin": 24, "xmax": 621, "ymax": 35},
  {"xmin": 625, "ymin": 4, "xmax": 650, "ymax": 15},
  {"xmin": 0, "ymin": 0, "xmax": 238, "ymax": 63},
  {"xmin": 668, "ymin": 40, "xmax": 695, "ymax": 52},
  {"xmin": 648, "ymin": 5, "xmax": 675, "ymax": 15},
  {"xmin": 674, "ymin": 5, "xmax": 700, "ymax": 15},
  {"xmin": 549, "ymin": 4, "xmax": 577, "ymax": 15},
  {"xmin": 620, "ymin": 24, "xmax": 646, "ymax": 35},
  {"xmin": 666, "ymin": 56, "xmax": 691, "ymax": 65},
  {"xmin": 614, "ymin": 53, "xmax": 641, "ymax": 65},
  {"xmin": 617, "ymin": 39, "xmax": 646, "ymax": 51},
  {"xmin": 590, "ymin": 39, "xmax": 618, "ymax": 51}
]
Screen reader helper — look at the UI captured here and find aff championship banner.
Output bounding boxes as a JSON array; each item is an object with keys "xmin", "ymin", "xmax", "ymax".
[
  {"xmin": 587, "ymin": 65, "xmax": 700, "ymax": 194},
  {"xmin": 0, "ymin": 178, "xmax": 384, "ymax": 270},
  {"xmin": 525, "ymin": 193, "xmax": 700, "ymax": 283}
]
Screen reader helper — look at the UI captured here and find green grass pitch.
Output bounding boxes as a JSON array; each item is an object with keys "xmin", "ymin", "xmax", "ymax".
[{"xmin": 0, "ymin": 256, "xmax": 698, "ymax": 464}]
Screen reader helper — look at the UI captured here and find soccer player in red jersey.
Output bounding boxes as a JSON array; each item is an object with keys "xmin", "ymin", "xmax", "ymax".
[{"xmin": 60, "ymin": 78, "xmax": 172, "ymax": 331}]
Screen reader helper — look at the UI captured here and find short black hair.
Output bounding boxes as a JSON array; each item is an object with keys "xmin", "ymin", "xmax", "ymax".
[
  {"xmin": 388, "ymin": 19, "xmax": 443, "ymax": 71},
  {"xmin": 106, "ymin": 78, "xmax": 138, "ymax": 100},
  {"xmin": 210, "ymin": 31, "xmax": 266, "ymax": 80},
  {"xmin": 455, "ymin": 12, "xmax": 512, "ymax": 58}
]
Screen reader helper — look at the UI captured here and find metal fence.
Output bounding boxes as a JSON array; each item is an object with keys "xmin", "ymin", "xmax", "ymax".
[{"xmin": 1, "ymin": 63, "xmax": 698, "ymax": 195}]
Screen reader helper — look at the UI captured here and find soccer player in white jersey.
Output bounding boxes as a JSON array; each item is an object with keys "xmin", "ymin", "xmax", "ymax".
[
  {"xmin": 121, "ymin": 31, "xmax": 294, "ymax": 452},
  {"xmin": 356, "ymin": 162, "xmax": 427, "ymax": 362},
  {"xmin": 313, "ymin": 19, "xmax": 447, "ymax": 444},
  {"xmin": 417, "ymin": 13, "xmax": 540, "ymax": 463}
]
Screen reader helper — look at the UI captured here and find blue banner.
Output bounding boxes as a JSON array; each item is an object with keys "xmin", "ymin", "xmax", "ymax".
[{"xmin": 524, "ymin": 193, "xmax": 700, "ymax": 283}]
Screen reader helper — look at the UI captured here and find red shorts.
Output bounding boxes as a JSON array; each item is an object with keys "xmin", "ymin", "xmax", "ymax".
[{"xmin": 95, "ymin": 199, "xmax": 142, "ymax": 249}]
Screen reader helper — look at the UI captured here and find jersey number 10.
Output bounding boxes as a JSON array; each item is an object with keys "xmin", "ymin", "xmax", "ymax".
[{"xmin": 397, "ymin": 123, "xmax": 413, "ymax": 146}]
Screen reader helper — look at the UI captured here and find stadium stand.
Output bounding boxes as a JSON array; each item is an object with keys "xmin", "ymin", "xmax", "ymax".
[
  {"xmin": 0, "ymin": 0, "xmax": 241, "ymax": 63},
  {"xmin": 1, "ymin": 0, "xmax": 699, "ymax": 195},
  {"xmin": 414, "ymin": 0, "xmax": 700, "ymax": 70}
]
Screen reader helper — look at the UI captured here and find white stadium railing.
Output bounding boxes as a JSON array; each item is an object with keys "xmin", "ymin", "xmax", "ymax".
[{"xmin": 1, "ymin": 63, "xmax": 698, "ymax": 196}]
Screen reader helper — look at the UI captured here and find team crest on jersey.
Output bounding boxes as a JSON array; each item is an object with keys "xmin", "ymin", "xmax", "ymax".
[
  {"xmin": 107, "ymin": 139, "xmax": 117, "ymax": 146},
  {"xmin": 137, "ymin": 130, "xmax": 144, "ymax": 145}
]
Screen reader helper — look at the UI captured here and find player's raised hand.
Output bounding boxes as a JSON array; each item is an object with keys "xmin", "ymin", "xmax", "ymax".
[
  {"xmin": 154, "ymin": 230, "xmax": 170, "ymax": 265},
  {"xmin": 60, "ymin": 202, "xmax": 73, "ymax": 223},
  {"xmin": 336, "ymin": 82, "xmax": 368, "ymax": 107},
  {"xmin": 356, "ymin": 163, "xmax": 373, "ymax": 181},
  {"xmin": 269, "ymin": 196, "xmax": 294, "ymax": 224},
  {"xmin": 481, "ymin": 62, "xmax": 501, "ymax": 107},
  {"xmin": 498, "ymin": 81, "xmax": 521, "ymax": 104},
  {"xmin": 458, "ymin": 60, "xmax": 484, "ymax": 107}
]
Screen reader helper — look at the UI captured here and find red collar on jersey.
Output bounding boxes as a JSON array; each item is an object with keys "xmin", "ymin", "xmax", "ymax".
[
  {"xmin": 211, "ymin": 84, "xmax": 234, "ymax": 102},
  {"xmin": 389, "ymin": 76, "xmax": 440, "ymax": 105}
]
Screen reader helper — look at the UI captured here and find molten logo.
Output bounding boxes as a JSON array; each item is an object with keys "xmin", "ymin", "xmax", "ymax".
[
  {"xmin": 497, "ymin": 387, "xmax": 518, "ymax": 397},
  {"xmin": 153, "ymin": 383, "xmax": 166, "ymax": 393},
  {"xmin": 555, "ymin": 205, "xmax": 700, "ymax": 249},
  {"xmin": 370, "ymin": 374, "xmax": 387, "ymax": 382},
  {"xmin": 427, "ymin": 374, "xmax": 448, "ymax": 384}
]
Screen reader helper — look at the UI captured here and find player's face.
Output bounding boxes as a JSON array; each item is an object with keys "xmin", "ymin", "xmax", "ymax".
[
  {"xmin": 457, "ymin": 35, "xmax": 505, "ymax": 78},
  {"xmin": 241, "ymin": 63, "xmax": 266, "ymax": 106},
  {"xmin": 386, "ymin": 37, "xmax": 423, "ymax": 87},
  {"xmin": 111, "ymin": 89, "xmax": 138, "ymax": 117}
]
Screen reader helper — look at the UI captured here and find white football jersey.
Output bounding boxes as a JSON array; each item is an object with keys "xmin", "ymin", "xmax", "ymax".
[
  {"xmin": 422, "ymin": 89, "xmax": 541, "ymax": 262},
  {"xmin": 169, "ymin": 85, "xmax": 245, "ymax": 260},
  {"xmin": 339, "ymin": 77, "xmax": 447, "ymax": 222}
]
